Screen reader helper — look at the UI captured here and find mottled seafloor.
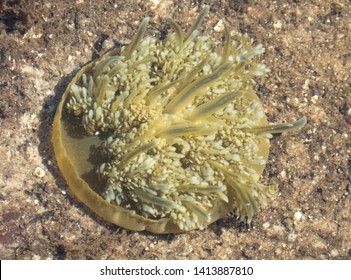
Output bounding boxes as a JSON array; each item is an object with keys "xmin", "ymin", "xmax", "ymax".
[{"xmin": 0, "ymin": 0, "xmax": 350, "ymax": 259}]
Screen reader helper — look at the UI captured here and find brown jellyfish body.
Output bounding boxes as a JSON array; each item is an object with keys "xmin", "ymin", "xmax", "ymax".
[{"xmin": 52, "ymin": 7, "xmax": 306, "ymax": 233}]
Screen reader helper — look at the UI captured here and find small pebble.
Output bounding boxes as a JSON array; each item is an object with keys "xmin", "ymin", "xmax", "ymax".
[
  {"xmin": 214, "ymin": 19, "xmax": 224, "ymax": 32},
  {"xmin": 294, "ymin": 211, "xmax": 303, "ymax": 223},
  {"xmin": 33, "ymin": 167, "xmax": 45, "ymax": 178}
]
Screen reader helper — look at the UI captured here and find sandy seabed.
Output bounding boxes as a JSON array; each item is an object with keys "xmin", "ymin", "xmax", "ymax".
[{"xmin": 0, "ymin": 0, "xmax": 350, "ymax": 259}]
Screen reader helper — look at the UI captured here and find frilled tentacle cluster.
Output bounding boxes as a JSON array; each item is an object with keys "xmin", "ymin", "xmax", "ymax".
[{"xmin": 65, "ymin": 6, "xmax": 306, "ymax": 230}]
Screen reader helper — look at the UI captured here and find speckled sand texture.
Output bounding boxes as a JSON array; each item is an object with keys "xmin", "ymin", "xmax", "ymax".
[{"xmin": 0, "ymin": 0, "xmax": 350, "ymax": 259}]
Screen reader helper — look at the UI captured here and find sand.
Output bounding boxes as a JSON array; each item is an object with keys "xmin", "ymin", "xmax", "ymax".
[{"xmin": 0, "ymin": 0, "xmax": 350, "ymax": 259}]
